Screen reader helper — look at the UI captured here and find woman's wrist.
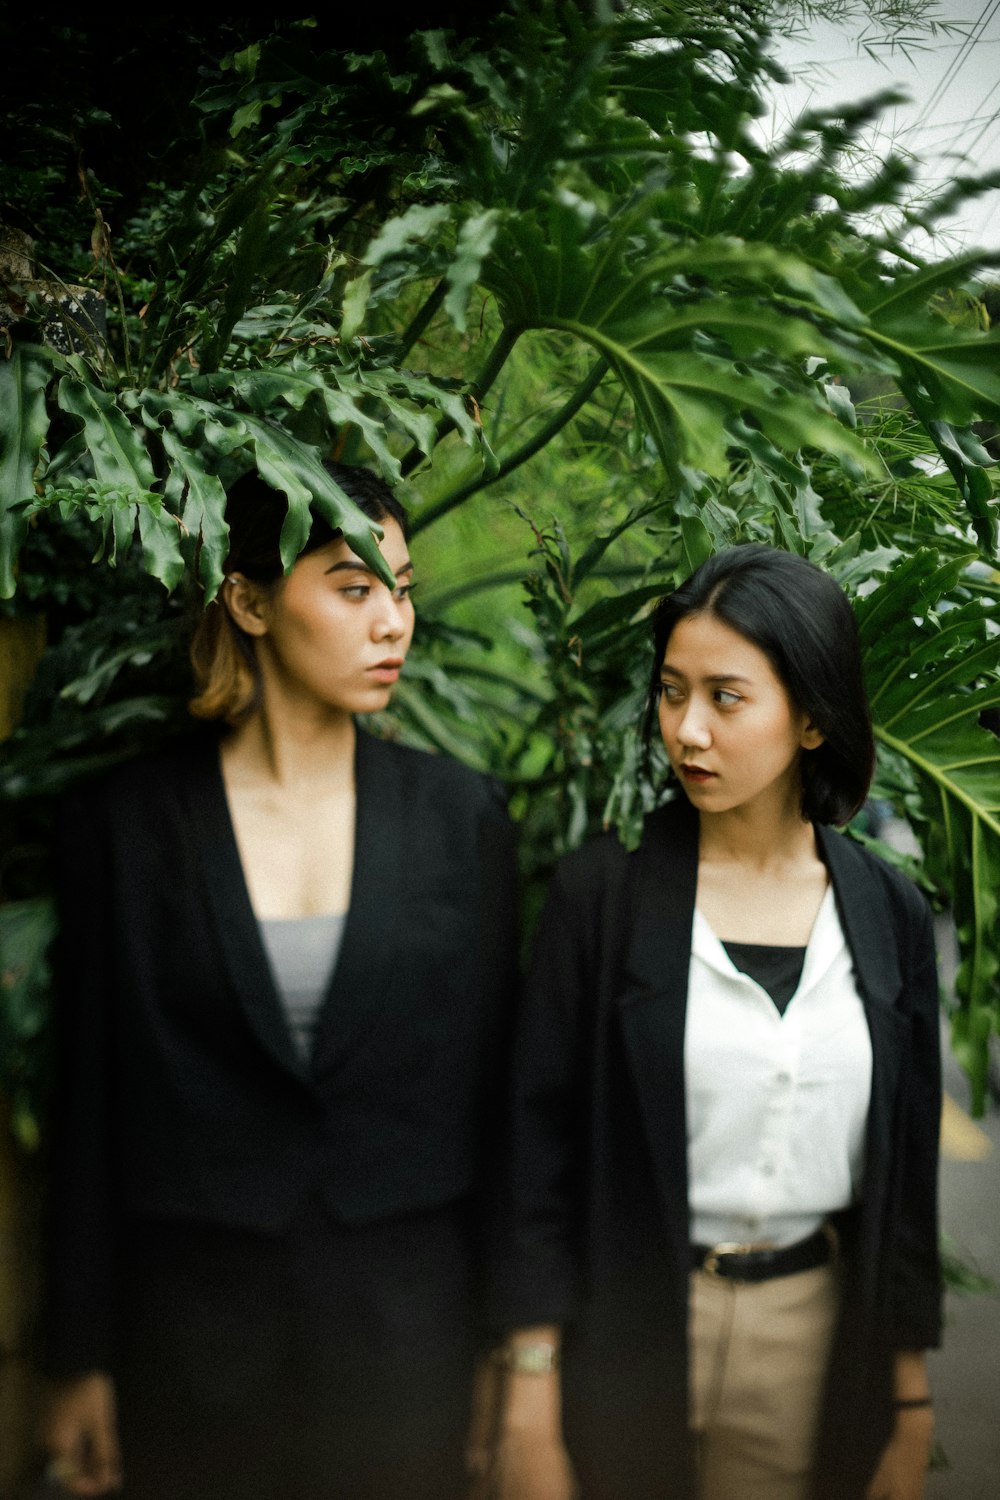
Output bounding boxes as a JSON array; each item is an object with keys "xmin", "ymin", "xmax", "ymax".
[
  {"xmin": 493, "ymin": 1341, "xmax": 560, "ymax": 1376},
  {"xmin": 891, "ymin": 1349, "xmax": 931, "ymax": 1411},
  {"xmin": 496, "ymin": 1327, "xmax": 563, "ymax": 1434}
]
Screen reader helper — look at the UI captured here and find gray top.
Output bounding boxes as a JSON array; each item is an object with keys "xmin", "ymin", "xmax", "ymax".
[{"xmin": 259, "ymin": 912, "xmax": 346, "ymax": 1060}]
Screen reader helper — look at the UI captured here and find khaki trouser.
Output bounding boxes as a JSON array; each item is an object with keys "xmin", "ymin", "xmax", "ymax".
[{"xmin": 689, "ymin": 1261, "xmax": 840, "ymax": 1500}]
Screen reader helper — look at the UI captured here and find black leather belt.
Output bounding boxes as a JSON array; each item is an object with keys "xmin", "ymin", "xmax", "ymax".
[{"xmin": 691, "ymin": 1224, "xmax": 835, "ymax": 1282}]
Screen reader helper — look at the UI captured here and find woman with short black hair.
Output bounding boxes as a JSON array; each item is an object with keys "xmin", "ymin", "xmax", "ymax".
[{"xmin": 493, "ymin": 544, "xmax": 941, "ymax": 1500}]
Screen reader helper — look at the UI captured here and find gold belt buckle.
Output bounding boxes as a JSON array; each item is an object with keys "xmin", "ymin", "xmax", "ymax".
[{"xmin": 702, "ymin": 1240, "xmax": 756, "ymax": 1277}]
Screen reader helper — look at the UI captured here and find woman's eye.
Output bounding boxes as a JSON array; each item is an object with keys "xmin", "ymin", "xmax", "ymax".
[
  {"xmin": 341, "ymin": 584, "xmax": 370, "ymax": 599},
  {"xmin": 715, "ymin": 689, "xmax": 741, "ymax": 707},
  {"xmin": 394, "ymin": 582, "xmax": 415, "ymax": 603},
  {"xmin": 659, "ymin": 682, "xmax": 682, "ymax": 702}
]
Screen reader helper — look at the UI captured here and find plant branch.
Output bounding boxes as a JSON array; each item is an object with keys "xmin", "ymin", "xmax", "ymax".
[
  {"xmin": 410, "ymin": 357, "xmax": 609, "ymax": 534},
  {"xmin": 396, "ymin": 280, "xmax": 448, "ymax": 366},
  {"xmin": 400, "ymin": 323, "xmax": 522, "ymax": 479}
]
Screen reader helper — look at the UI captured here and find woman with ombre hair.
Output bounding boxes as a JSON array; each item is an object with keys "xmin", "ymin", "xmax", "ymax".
[{"xmin": 42, "ymin": 462, "xmax": 518, "ymax": 1500}]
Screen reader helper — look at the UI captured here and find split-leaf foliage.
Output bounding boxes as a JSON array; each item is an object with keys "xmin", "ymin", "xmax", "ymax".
[{"xmin": 1, "ymin": 1, "xmax": 999, "ymax": 1141}]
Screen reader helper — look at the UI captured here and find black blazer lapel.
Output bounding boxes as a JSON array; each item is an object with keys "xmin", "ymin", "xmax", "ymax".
[
  {"xmin": 176, "ymin": 734, "xmax": 309, "ymax": 1082},
  {"xmin": 310, "ymin": 728, "xmax": 404, "ymax": 1076},
  {"xmin": 817, "ymin": 825, "xmax": 908, "ymax": 1259},
  {"xmin": 817, "ymin": 825, "xmax": 903, "ymax": 1015},
  {"xmin": 616, "ymin": 799, "xmax": 699, "ymax": 1249}
]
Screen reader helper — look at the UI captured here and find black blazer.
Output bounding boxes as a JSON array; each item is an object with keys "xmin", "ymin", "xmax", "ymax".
[
  {"xmin": 496, "ymin": 796, "xmax": 942, "ymax": 1500},
  {"xmin": 46, "ymin": 726, "xmax": 519, "ymax": 1378}
]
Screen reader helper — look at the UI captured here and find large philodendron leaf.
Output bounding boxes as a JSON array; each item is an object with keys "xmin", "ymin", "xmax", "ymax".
[
  {"xmin": 0, "ymin": 344, "xmax": 53, "ymax": 597},
  {"xmin": 138, "ymin": 391, "xmax": 242, "ymax": 599},
  {"xmin": 57, "ymin": 366, "xmax": 157, "ymax": 491},
  {"xmin": 483, "ymin": 202, "xmax": 877, "ymax": 482},
  {"xmin": 140, "ymin": 386, "xmax": 399, "ymax": 593},
  {"xmin": 858, "ymin": 552, "xmax": 1000, "ymax": 1113},
  {"xmin": 239, "ymin": 415, "xmax": 396, "ymax": 586},
  {"xmin": 844, "ymin": 256, "xmax": 1000, "ymax": 533},
  {"xmin": 37, "ymin": 372, "xmax": 187, "ymax": 591}
]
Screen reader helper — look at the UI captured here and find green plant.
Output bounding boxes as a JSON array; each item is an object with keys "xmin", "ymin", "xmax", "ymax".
[{"xmin": 2, "ymin": 1, "xmax": 1000, "ymax": 1133}]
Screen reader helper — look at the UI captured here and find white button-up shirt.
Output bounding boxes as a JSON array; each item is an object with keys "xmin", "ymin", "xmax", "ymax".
[{"xmin": 685, "ymin": 885, "xmax": 873, "ymax": 1249}]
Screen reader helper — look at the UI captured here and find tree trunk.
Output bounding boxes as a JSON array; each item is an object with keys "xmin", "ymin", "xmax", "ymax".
[
  {"xmin": 0, "ymin": 616, "xmax": 45, "ymax": 741},
  {"xmin": 0, "ymin": 615, "xmax": 47, "ymax": 1496},
  {"xmin": 0, "ymin": 1099, "xmax": 43, "ymax": 1498}
]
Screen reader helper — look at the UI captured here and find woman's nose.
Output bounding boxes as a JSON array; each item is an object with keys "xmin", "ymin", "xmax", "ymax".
[
  {"xmin": 373, "ymin": 595, "xmax": 407, "ymax": 639},
  {"xmin": 677, "ymin": 704, "xmax": 712, "ymax": 749}
]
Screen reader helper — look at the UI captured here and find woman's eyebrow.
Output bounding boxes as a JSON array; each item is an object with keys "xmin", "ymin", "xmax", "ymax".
[
  {"xmin": 660, "ymin": 665, "xmax": 753, "ymax": 685},
  {"xmin": 324, "ymin": 558, "xmax": 414, "ymax": 577}
]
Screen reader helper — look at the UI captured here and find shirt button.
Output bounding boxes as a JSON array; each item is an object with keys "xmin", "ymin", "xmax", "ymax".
[
  {"xmin": 760, "ymin": 1162, "xmax": 776, "ymax": 1177},
  {"xmin": 776, "ymin": 1071, "xmax": 792, "ymax": 1084}
]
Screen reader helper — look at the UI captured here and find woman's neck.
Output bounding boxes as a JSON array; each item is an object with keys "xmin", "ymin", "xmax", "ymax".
[
  {"xmin": 222, "ymin": 702, "xmax": 356, "ymax": 792},
  {"xmin": 695, "ymin": 803, "xmax": 827, "ymax": 945},
  {"xmin": 697, "ymin": 799, "xmax": 819, "ymax": 874}
]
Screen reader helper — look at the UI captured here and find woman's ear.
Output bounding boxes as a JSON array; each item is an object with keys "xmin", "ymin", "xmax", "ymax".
[
  {"xmin": 222, "ymin": 573, "xmax": 270, "ymax": 638},
  {"xmin": 800, "ymin": 720, "xmax": 825, "ymax": 750}
]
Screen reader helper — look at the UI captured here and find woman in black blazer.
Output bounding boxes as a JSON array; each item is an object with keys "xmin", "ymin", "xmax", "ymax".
[
  {"xmin": 42, "ymin": 464, "xmax": 519, "ymax": 1500},
  {"xmin": 492, "ymin": 546, "xmax": 941, "ymax": 1500}
]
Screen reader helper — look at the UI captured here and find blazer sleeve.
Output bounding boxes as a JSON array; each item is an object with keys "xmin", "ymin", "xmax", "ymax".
[
  {"xmin": 491, "ymin": 855, "xmax": 594, "ymax": 1330},
  {"xmin": 888, "ymin": 883, "xmax": 944, "ymax": 1351},
  {"xmin": 43, "ymin": 778, "xmax": 121, "ymax": 1379}
]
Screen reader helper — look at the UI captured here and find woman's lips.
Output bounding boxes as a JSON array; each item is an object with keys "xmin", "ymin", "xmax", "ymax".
[
  {"xmin": 368, "ymin": 660, "xmax": 403, "ymax": 684},
  {"xmin": 680, "ymin": 765, "xmax": 715, "ymax": 783}
]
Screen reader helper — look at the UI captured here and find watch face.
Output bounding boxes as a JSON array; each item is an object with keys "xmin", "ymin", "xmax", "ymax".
[{"xmin": 499, "ymin": 1342, "xmax": 558, "ymax": 1374}]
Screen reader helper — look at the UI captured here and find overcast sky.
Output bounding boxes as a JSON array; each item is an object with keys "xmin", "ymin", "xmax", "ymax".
[{"xmin": 760, "ymin": 1, "xmax": 1000, "ymax": 253}]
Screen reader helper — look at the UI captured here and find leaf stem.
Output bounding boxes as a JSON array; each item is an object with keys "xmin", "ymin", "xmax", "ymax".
[
  {"xmin": 875, "ymin": 725, "xmax": 1000, "ymax": 839},
  {"xmin": 400, "ymin": 323, "xmax": 521, "ymax": 479},
  {"xmin": 410, "ymin": 358, "xmax": 609, "ymax": 534},
  {"xmin": 396, "ymin": 280, "xmax": 448, "ymax": 365}
]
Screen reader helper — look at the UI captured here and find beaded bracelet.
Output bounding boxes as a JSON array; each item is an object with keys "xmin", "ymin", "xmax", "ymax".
[{"xmin": 893, "ymin": 1397, "xmax": 933, "ymax": 1409}]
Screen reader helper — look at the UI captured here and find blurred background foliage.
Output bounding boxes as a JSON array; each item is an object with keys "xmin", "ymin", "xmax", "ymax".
[{"xmin": 1, "ymin": 0, "xmax": 999, "ymax": 1145}]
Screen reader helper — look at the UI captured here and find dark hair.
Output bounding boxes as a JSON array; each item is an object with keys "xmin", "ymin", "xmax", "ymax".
[
  {"xmin": 642, "ymin": 544, "xmax": 875, "ymax": 826},
  {"xmin": 189, "ymin": 462, "xmax": 408, "ymax": 723},
  {"xmin": 221, "ymin": 461, "xmax": 409, "ymax": 583}
]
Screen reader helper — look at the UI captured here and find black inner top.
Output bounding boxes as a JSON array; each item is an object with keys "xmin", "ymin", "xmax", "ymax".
[{"xmin": 722, "ymin": 942, "xmax": 807, "ymax": 1016}]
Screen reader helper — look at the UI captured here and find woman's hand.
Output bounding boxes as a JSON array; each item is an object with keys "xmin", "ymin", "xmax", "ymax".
[
  {"xmin": 490, "ymin": 1427, "xmax": 578, "ymax": 1500},
  {"xmin": 867, "ymin": 1351, "xmax": 934, "ymax": 1500},
  {"xmin": 865, "ymin": 1406, "xmax": 934, "ymax": 1500},
  {"xmin": 43, "ymin": 1371, "xmax": 122, "ymax": 1495},
  {"xmin": 485, "ymin": 1327, "xmax": 578, "ymax": 1500},
  {"xmin": 466, "ymin": 1350, "xmax": 504, "ymax": 1496}
]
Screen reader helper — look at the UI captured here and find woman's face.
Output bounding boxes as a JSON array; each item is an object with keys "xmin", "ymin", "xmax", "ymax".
[
  {"xmin": 657, "ymin": 610, "xmax": 822, "ymax": 821},
  {"xmin": 246, "ymin": 517, "xmax": 415, "ymax": 717}
]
